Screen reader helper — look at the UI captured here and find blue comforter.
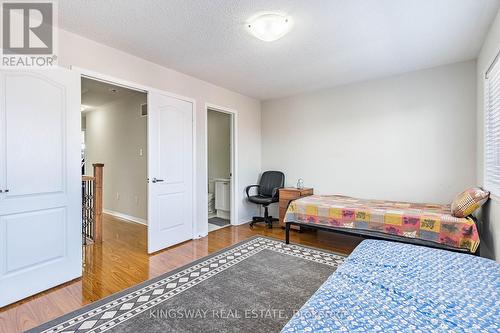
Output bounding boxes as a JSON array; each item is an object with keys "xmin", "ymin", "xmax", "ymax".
[{"xmin": 281, "ymin": 240, "xmax": 499, "ymax": 332}]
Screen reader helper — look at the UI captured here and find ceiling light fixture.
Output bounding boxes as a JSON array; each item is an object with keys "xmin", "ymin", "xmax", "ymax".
[{"xmin": 246, "ymin": 13, "xmax": 292, "ymax": 42}]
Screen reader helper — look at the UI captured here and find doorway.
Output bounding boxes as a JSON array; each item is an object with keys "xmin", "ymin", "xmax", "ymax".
[
  {"xmin": 79, "ymin": 70, "xmax": 195, "ymax": 255},
  {"xmin": 206, "ymin": 107, "xmax": 236, "ymax": 232},
  {"xmin": 81, "ymin": 77, "xmax": 149, "ymax": 245},
  {"xmin": 80, "ymin": 72, "xmax": 195, "ymax": 254}
]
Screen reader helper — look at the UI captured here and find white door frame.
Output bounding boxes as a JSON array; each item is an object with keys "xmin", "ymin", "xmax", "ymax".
[
  {"xmin": 70, "ymin": 66, "xmax": 198, "ymax": 242},
  {"xmin": 205, "ymin": 103, "xmax": 238, "ymax": 228}
]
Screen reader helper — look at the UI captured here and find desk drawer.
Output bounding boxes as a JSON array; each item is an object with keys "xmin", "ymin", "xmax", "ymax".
[
  {"xmin": 280, "ymin": 191, "xmax": 301, "ymax": 201},
  {"xmin": 300, "ymin": 189, "xmax": 314, "ymax": 196}
]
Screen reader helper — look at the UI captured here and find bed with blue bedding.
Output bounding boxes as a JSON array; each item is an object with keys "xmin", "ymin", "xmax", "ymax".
[{"xmin": 281, "ymin": 240, "xmax": 499, "ymax": 332}]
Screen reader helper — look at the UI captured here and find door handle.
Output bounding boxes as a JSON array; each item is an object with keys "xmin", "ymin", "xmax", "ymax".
[{"xmin": 152, "ymin": 178, "xmax": 164, "ymax": 183}]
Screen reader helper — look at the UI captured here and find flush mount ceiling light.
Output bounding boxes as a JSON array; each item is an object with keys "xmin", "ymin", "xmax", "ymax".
[{"xmin": 246, "ymin": 13, "xmax": 293, "ymax": 42}]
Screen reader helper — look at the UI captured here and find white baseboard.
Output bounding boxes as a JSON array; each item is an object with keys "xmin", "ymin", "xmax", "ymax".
[
  {"xmin": 237, "ymin": 216, "xmax": 252, "ymax": 225},
  {"xmin": 103, "ymin": 209, "xmax": 148, "ymax": 226}
]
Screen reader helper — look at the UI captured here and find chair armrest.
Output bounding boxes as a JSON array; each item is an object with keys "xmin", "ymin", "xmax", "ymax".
[
  {"xmin": 271, "ymin": 187, "xmax": 281, "ymax": 200},
  {"xmin": 245, "ymin": 185, "xmax": 260, "ymax": 198}
]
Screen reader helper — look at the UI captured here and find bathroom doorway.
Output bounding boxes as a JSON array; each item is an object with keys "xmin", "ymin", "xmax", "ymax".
[{"xmin": 206, "ymin": 107, "xmax": 235, "ymax": 232}]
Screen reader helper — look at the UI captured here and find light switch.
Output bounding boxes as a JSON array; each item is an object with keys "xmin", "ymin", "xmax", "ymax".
[{"xmin": 139, "ymin": 148, "xmax": 143, "ymax": 156}]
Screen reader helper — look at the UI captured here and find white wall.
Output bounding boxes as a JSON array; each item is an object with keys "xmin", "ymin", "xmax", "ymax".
[
  {"xmin": 476, "ymin": 8, "xmax": 500, "ymax": 260},
  {"xmin": 207, "ymin": 110, "xmax": 231, "ymax": 193},
  {"xmin": 85, "ymin": 93, "xmax": 148, "ymax": 222},
  {"xmin": 262, "ymin": 61, "xmax": 477, "ymax": 216},
  {"xmin": 57, "ymin": 29, "xmax": 262, "ymax": 236}
]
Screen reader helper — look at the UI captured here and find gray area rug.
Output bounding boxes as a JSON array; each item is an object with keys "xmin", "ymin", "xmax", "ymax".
[
  {"xmin": 28, "ymin": 237, "xmax": 346, "ymax": 333},
  {"xmin": 209, "ymin": 217, "xmax": 230, "ymax": 227}
]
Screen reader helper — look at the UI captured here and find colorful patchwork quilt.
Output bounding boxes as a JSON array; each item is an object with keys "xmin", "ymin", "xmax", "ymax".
[
  {"xmin": 281, "ymin": 240, "xmax": 500, "ymax": 333},
  {"xmin": 285, "ymin": 195, "xmax": 480, "ymax": 252}
]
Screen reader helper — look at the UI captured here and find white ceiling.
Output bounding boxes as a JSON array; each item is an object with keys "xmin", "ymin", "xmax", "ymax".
[
  {"xmin": 81, "ymin": 77, "xmax": 144, "ymax": 112},
  {"xmin": 60, "ymin": 0, "xmax": 500, "ymax": 100}
]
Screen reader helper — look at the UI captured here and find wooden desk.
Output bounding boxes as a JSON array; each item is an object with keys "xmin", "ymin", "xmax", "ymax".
[{"xmin": 279, "ymin": 187, "xmax": 314, "ymax": 228}]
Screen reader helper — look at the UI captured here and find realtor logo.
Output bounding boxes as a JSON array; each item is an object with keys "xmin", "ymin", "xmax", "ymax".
[{"xmin": 1, "ymin": 1, "xmax": 57, "ymax": 67}]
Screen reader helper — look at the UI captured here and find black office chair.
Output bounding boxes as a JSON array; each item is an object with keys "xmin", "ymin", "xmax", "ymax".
[{"xmin": 246, "ymin": 171, "xmax": 285, "ymax": 229}]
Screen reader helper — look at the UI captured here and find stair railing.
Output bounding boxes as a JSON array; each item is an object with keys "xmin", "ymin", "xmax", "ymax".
[{"xmin": 81, "ymin": 163, "xmax": 104, "ymax": 244}]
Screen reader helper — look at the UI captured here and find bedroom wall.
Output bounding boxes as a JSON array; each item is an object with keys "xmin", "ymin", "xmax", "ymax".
[
  {"xmin": 476, "ymin": 8, "xmax": 500, "ymax": 261},
  {"xmin": 57, "ymin": 29, "xmax": 262, "ymax": 237},
  {"xmin": 84, "ymin": 93, "xmax": 148, "ymax": 223},
  {"xmin": 262, "ymin": 61, "xmax": 477, "ymax": 216}
]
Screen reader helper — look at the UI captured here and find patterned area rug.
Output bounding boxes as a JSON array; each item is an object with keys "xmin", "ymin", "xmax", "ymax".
[{"xmin": 28, "ymin": 237, "xmax": 346, "ymax": 333}]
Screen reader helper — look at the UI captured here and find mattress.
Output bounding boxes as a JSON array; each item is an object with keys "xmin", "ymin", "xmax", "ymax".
[
  {"xmin": 284, "ymin": 195, "xmax": 480, "ymax": 252},
  {"xmin": 281, "ymin": 240, "xmax": 499, "ymax": 332}
]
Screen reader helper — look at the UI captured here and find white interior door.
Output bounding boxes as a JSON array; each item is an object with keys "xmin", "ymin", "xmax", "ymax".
[
  {"xmin": 0, "ymin": 68, "xmax": 81, "ymax": 307},
  {"xmin": 148, "ymin": 91, "xmax": 193, "ymax": 254}
]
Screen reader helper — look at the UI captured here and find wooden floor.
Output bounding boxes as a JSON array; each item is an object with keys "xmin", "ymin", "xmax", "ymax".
[{"xmin": 0, "ymin": 214, "xmax": 362, "ymax": 333}]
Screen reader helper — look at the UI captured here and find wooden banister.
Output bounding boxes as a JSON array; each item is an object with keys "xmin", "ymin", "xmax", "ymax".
[
  {"xmin": 82, "ymin": 175, "xmax": 95, "ymax": 182},
  {"xmin": 93, "ymin": 163, "xmax": 104, "ymax": 242}
]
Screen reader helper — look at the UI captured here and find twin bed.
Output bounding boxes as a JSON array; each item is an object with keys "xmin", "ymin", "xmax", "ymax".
[
  {"xmin": 281, "ymin": 239, "xmax": 499, "ymax": 332},
  {"xmin": 282, "ymin": 193, "xmax": 498, "ymax": 331},
  {"xmin": 284, "ymin": 194, "xmax": 480, "ymax": 253}
]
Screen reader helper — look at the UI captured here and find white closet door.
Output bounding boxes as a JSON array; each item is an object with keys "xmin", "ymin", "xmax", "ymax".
[
  {"xmin": 148, "ymin": 91, "xmax": 193, "ymax": 254},
  {"xmin": 0, "ymin": 68, "xmax": 81, "ymax": 307}
]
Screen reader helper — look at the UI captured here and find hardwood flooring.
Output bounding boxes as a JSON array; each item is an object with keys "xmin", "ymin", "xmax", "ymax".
[{"xmin": 0, "ymin": 214, "xmax": 362, "ymax": 333}]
